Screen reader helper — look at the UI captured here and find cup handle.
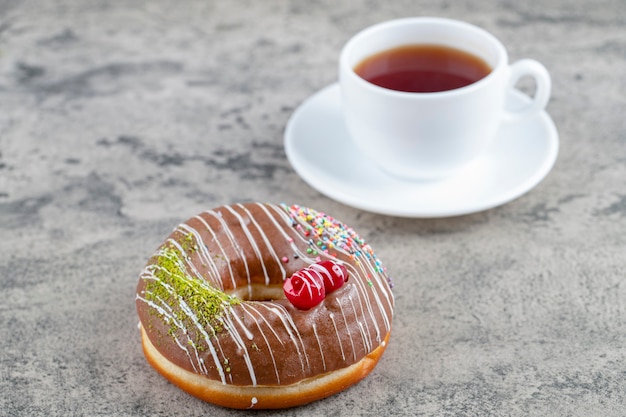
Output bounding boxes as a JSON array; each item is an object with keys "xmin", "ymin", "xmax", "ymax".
[{"xmin": 504, "ymin": 59, "xmax": 551, "ymax": 121}]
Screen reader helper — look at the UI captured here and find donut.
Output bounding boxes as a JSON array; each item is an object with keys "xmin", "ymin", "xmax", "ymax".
[{"xmin": 135, "ymin": 202, "xmax": 394, "ymax": 409}]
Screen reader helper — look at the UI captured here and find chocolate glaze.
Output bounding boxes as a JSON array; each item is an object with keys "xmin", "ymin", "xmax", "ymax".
[{"xmin": 136, "ymin": 203, "xmax": 394, "ymax": 386}]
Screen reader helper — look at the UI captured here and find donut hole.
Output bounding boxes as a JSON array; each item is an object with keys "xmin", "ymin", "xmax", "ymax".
[{"xmin": 229, "ymin": 284, "xmax": 286, "ymax": 302}]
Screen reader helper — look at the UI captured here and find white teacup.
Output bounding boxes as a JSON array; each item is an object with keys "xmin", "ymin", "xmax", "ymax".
[{"xmin": 339, "ymin": 17, "xmax": 551, "ymax": 180}]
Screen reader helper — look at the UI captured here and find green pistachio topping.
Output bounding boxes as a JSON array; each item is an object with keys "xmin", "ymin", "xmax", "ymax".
[{"xmin": 144, "ymin": 240, "xmax": 240, "ymax": 338}]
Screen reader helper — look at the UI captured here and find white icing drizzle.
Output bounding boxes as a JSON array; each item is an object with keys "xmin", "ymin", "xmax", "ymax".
[
  {"xmin": 350, "ymin": 263, "xmax": 381, "ymax": 344},
  {"xmin": 256, "ymin": 203, "xmax": 324, "ymax": 267},
  {"xmin": 176, "ymin": 287, "xmax": 228, "ymax": 382},
  {"xmin": 177, "ymin": 222, "xmax": 223, "ymax": 288},
  {"xmin": 139, "ymin": 249, "xmax": 229, "ymax": 382},
  {"xmin": 248, "ymin": 397, "xmax": 258, "ymax": 409},
  {"xmin": 338, "ymin": 302, "xmax": 358, "ymax": 362},
  {"xmin": 166, "ymin": 237, "xmax": 209, "ymax": 287},
  {"xmin": 329, "ymin": 313, "xmax": 346, "ymax": 361},
  {"xmin": 241, "ymin": 304, "xmax": 285, "ymax": 347},
  {"xmin": 267, "ymin": 304, "xmax": 310, "ymax": 373},
  {"xmin": 218, "ymin": 307, "xmax": 257, "ymax": 385},
  {"xmin": 240, "ymin": 304, "xmax": 282, "ymax": 383},
  {"xmin": 349, "ymin": 294, "xmax": 372, "ymax": 351},
  {"xmin": 312, "ymin": 323, "xmax": 326, "ymax": 371},
  {"xmin": 224, "ymin": 205, "xmax": 271, "ymax": 286},
  {"xmin": 205, "ymin": 209, "xmax": 253, "ymax": 296},
  {"xmin": 136, "ymin": 293, "xmax": 201, "ymax": 373},
  {"xmin": 237, "ymin": 203, "xmax": 288, "ymax": 281},
  {"xmin": 192, "ymin": 214, "xmax": 237, "ymax": 289}
]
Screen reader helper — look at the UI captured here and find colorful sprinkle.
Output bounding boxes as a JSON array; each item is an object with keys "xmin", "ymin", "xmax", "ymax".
[{"xmin": 281, "ymin": 203, "xmax": 394, "ymax": 289}]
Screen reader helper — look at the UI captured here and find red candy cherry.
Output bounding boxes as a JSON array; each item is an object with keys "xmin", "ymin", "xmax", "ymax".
[
  {"xmin": 312, "ymin": 260, "xmax": 348, "ymax": 294},
  {"xmin": 283, "ymin": 261, "xmax": 349, "ymax": 310},
  {"xmin": 283, "ymin": 268, "xmax": 325, "ymax": 310}
]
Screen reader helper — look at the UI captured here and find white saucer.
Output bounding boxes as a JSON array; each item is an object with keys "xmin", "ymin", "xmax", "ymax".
[{"xmin": 284, "ymin": 83, "xmax": 559, "ymax": 218}]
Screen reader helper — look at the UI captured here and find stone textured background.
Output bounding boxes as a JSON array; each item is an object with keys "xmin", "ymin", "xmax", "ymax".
[{"xmin": 1, "ymin": 1, "xmax": 625, "ymax": 416}]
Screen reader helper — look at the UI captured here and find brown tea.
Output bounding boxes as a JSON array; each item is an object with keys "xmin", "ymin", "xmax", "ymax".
[{"xmin": 354, "ymin": 44, "xmax": 491, "ymax": 93}]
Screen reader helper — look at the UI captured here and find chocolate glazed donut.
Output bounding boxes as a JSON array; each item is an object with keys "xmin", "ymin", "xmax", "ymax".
[{"xmin": 136, "ymin": 203, "xmax": 394, "ymax": 409}]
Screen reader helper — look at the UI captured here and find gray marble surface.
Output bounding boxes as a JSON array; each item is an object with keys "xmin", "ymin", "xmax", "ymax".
[{"xmin": 1, "ymin": 1, "xmax": 625, "ymax": 416}]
